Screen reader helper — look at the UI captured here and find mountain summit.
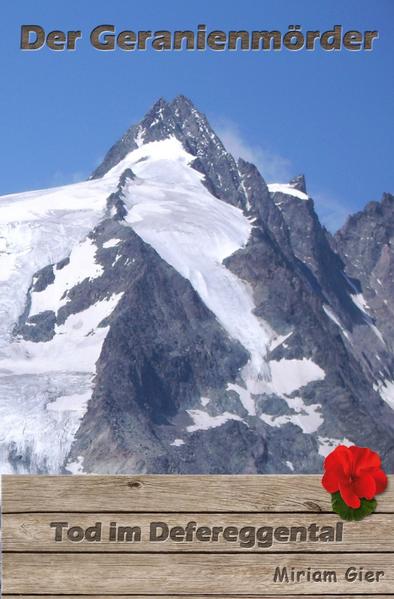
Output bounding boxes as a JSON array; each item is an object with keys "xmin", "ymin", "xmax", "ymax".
[
  {"xmin": 0, "ymin": 96, "xmax": 393, "ymax": 475},
  {"xmin": 92, "ymin": 95, "xmax": 246, "ymax": 209}
]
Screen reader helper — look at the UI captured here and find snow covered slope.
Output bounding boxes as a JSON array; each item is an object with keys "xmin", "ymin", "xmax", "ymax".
[
  {"xmin": 0, "ymin": 178, "xmax": 116, "ymax": 351},
  {"xmin": 0, "ymin": 177, "xmax": 117, "ymax": 472},
  {"xmin": 107, "ymin": 138, "xmax": 273, "ymax": 383}
]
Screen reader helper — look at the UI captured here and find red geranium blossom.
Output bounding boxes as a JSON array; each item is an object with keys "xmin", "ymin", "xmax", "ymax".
[{"xmin": 322, "ymin": 445, "xmax": 388, "ymax": 509}]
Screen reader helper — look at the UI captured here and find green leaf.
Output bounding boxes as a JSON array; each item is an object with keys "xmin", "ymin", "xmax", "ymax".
[{"xmin": 331, "ymin": 492, "xmax": 377, "ymax": 521}]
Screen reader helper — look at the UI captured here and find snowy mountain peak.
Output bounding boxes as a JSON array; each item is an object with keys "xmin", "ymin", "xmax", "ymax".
[
  {"xmin": 268, "ymin": 183, "xmax": 309, "ymax": 201},
  {"xmin": 150, "ymin": 96, "xmax": 169, "ymax": 110},
  {"xmin": 92, "ymin": 96, "xmax": 247, "ymax": 209},
  {"xmin": 289, "ymin": 174, "xmax": 307, "ymax": 194},
  {"xmin": 91, "ymin": 95, "xmax": 209, "ymax": 179}
]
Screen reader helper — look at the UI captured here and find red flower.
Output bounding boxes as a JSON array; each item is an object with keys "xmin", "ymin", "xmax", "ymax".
[{"xmin": 322, "ymin": 445, "xmax": 388, "ymax": 509}]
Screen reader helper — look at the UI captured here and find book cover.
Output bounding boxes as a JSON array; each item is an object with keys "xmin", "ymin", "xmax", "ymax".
[{"xmin": 0, "ymin": 1, "xmax": 393, "ymax": 477}]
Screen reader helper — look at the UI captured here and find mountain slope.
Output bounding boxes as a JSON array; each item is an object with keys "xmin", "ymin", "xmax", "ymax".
[
  {"xmin": 0, "ymin": 95, "xmax": 393, "ymax": 474},
  {"xmin": 335, "ymin": 193, "xmax": 394, "ymax": 344},
  {"xmin": 335, "ymin": 193, "xmax": 394, "ymax": 409}
]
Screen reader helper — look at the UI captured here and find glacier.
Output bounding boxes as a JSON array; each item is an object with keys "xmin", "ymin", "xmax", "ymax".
[{"xmin": 0, "ymin": 177, "xmax": 116, "ymax": 472}]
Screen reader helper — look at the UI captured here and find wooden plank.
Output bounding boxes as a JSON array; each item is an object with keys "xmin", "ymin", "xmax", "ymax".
[
  {"xmin": 3, "ymin": 553, "xmax": 393, "ymax": 595},
  {"xmin": 3, "ymin": 512, "xmax": 393, "ymax": 552},
  {"xmin": 3, "ymin": 474, "xmax": 394, "ymax": 513},
  {"xmin": 4, "ymin": 596, "xmax": 393, "ymax": 599}
]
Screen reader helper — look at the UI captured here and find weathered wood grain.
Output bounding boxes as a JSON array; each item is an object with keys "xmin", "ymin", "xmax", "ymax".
[
  {"xmin": 3, "ymin": 475, "xmax": 394, "ymax": 513},
  {"xmin": 4, "ymin": 553, "xmax": 393, "ymax": 594},
  {"xmin": 4, "ymin": 596, "xmax": 393, "ymax": 599},
  {"xmin": 3, "ymin": 512, "xmax": 393, "ymax": 552},
  {"xmin": 3, "ymin": 476, "xmax": 393, "ymax": 596}
]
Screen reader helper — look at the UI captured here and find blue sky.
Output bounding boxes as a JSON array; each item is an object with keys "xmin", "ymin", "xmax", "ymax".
[{"xmin": 0, "ymin": 0, "xmax": 393, "ymax": 230}]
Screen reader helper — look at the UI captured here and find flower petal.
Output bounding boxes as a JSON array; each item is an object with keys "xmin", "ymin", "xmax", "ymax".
[
  {"xmin": 349, "ymin": 446, "xmax": 381, "ymax": 475},
  {"xmin": 339, "ymin": 480, "xmax": 361, "ymax": 508},
  {"xmin": 322, "ymin": 470, "xmax": 340, "ymax": 493},
  {"xmin": 352, "ymin": 473, "xmax": 376, "ymax": 500},
  {"xmin": 373, "ymin": 468, "xmax": 388, "ymax": 495},
  {"xmin": 325, "ymin": 445, "xmax": 352, "ymax": 476}
]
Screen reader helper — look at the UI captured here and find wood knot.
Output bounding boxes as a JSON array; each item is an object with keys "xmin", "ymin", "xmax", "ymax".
[
  {"xmin": 303, "ymin": 500, "xmax": 322, "ymax": 512},
  {"xmin": 127, "ymin": 480, "xmax": 143, "ymax": 489}
]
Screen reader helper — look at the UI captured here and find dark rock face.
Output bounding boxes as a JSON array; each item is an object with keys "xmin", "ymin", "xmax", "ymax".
[
  {"xmin": 16, "ymin": 310, "xmax": 56, "ymax": 342},
  {"xmin": 269, "ymin": 189, "xmax": 362, "ymax": 327},
  {"xmin": 335, "ymin": 193, "xmax": 394, "ymax": 347},
  {"xmin": 12, "ymin": 96, "xmax": 394, "ymax": 474},
  {"xmin": 289, "ymin": 174, "xmax": 307, "ymax": 193},
  {"xmin": 68, "ymin": 219, "xmax": 249, "ymax": 474},
  {"xmin": 237, "ymin": 158, "xmax": 293, "ymax": 258},
  {"xmin": 224, "ymin": 218, "xmax": 394, "ymax": 469},
  {"xmin": 105, "ymin": 168, "xmax": 134, "ymax": 220},
  {"xmin": 266, "ymin": 185, "xmax": 394, "ymax": 390}
]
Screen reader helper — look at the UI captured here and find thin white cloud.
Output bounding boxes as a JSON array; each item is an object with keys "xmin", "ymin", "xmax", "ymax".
[
  {"xmin": 215, "ymin": 120, "xmax": 349, "ymax": 232},
  {"xmin": 215, "ymin": 120, "xmax": 292, "ymax": 183},
  {"xmin": 49, "ymin": 169, "xmax": 86, "ymax": 187},
  {"xmin": 310, "ymin": 190, "xmax": 350, "ymax": 232}
]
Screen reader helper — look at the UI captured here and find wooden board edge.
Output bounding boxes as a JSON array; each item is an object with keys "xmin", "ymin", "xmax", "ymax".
[{"xmin": 2, "ymin": 474, "xmax": 394, "ymax": 513}]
